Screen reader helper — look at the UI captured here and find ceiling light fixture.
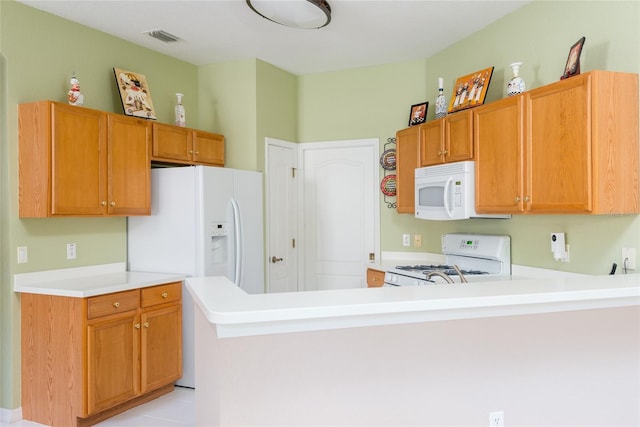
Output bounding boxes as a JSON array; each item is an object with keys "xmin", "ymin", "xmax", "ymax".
[{"xmin": 246, "ymin": 0, "xmax": 331, "ymax": 29}]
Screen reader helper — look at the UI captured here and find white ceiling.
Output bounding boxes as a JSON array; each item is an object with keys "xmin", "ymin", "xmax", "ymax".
[{"xmin": 18, "ymin": 0, "xmax": 532, "ymax": 75}]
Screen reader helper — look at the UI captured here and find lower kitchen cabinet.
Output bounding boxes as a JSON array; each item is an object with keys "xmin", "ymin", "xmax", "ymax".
[
  {"xmin": 367, "ymin": 268, "xmax": 385, "ymax": 287},
  {"xmin": 21, "ymin": 282, "xmax": 182, "ymax": 427}
]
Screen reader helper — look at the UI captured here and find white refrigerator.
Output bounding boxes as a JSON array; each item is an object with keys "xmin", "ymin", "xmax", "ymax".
[{"xmin": 127, "ymin": 165, "xmax": 265, "ymax": 388}]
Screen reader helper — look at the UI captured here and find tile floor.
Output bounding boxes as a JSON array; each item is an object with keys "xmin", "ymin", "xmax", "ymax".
[{"xmin": 2, "ymin": 386, "xmax": 195, "ymax": 427}]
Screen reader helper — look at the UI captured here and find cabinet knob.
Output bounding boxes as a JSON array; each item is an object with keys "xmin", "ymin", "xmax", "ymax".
[
  {"xmin": 189, "ymin": 150, "xmax": 194, "ymax": 154},
  {"xmin": 144, "ymin": 322, "xmax": 150, "ymax": 328},
  {"xmin": 515, "ymin": 196, "xmax": 521, "ymax": 202},
  {"xmin": 110, "ymin": 201, "xmax": 116, "ymax": 207},
  {"xmin": 161, "ymin": 292, "xmax": 168, "ymax": 298},
  {"xmin": 113, "ymin": 302, "xmax": 120, "ymax": 308},
  {"xmin": 524, "ymin": 196, "xmax": 530, "ymax": 202},
  {"xmin": 134, "ymin": 323, "xmax": 141, "ymax": 329},
  {"xmin": 101, "ymin": 201, "xmax": 107, "ymax": 206}
]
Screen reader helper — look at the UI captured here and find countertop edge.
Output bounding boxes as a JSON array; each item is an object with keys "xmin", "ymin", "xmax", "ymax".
[
  {"xmin": 186, "ymin": 275, "xmax": 640, "ymax": 338},
  {"xmin": 14, "ymin": 265, "xmax": 185, "ymax": 297}
]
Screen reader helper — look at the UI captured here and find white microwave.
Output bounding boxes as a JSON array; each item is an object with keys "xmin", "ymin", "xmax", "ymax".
[{"xmin": 415, "ymin": 161, "xmax": 510, "ymax": 220}]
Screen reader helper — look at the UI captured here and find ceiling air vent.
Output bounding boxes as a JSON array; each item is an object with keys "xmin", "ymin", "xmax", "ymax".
[{"xmin": 145, "ymin": 29, "xmax": 181, "ymax": 43}]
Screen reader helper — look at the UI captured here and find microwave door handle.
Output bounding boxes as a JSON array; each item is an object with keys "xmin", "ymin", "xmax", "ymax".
[{"xmin": 443, "ymin": 177, "xmax": 454, "ymax": 218}]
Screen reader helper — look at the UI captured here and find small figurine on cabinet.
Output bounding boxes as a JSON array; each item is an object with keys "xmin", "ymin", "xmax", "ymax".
[{"xmin": 67, "ymin": 73, "xmax": 84, "ymax": 106}]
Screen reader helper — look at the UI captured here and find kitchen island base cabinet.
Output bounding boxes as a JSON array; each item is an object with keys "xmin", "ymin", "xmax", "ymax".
[{"xmin": 20, "ymin": 282, "xmax": 182, "ymax": 427}]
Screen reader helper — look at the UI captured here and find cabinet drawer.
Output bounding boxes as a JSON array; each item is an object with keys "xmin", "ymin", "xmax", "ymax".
[
  {"xmin": 87, "ymin": 290, "xmax": 139, "ymax": 320},
  {"xmin": 141, "ymin": 282, "xmax": 182, "ymax": 308}
]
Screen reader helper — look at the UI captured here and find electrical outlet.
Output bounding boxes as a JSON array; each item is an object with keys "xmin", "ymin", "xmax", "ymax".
[
  {"xmin": 67, "ymin": 243, "xmax": 77, "ymax": 260},
  {"xmin": 414, "ymin": 234, "xmax": 422, "ymax": 247},
  {"xmin": 622, "ymin": 247, "xmax": 636, "ymax": 270},
  {"xmin": 489, "ymin": 411, "xmax": 504, "ymax": 427},
  {"xmin": 17, "ymin": 246, "xmax": 28, "ymax": 264},
  {"xmin": 402, "ymin": 234, "xmax": 410, "ymax": 247}
]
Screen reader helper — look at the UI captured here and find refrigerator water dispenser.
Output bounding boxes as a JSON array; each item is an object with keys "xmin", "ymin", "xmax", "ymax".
[{"xmin": 211, "ymin": 222, "xmax": 229, "ymax": 264}]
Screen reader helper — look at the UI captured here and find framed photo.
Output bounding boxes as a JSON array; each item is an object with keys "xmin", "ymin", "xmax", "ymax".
[
  {"xmin": 408, "ymin": 102, "xmax": 428, "ymax": 126},
  {"xmin": 561, "ymin": 36, "xmax": 585, "ymax": 80},
  {"xmin": 113, "ymin": 68, "xmax": 157, "ymax": 119},
  {"xmin": 448, "ymin": 66, "xmax": 494, "ymax": 113}
]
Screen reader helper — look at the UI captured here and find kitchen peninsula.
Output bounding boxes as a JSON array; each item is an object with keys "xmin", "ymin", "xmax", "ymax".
[{"xmin": 187, "ymin": 275, "xmax": 640, "ymax": 426}]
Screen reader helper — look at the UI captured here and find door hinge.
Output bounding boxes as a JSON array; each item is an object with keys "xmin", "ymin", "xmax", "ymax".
[
  {"xmin": 292, "ymin": 238, "xmax": 296, "ymax": 248},
  {"xmin": 292, "ymin": 167, "xmax": 297, "ymax": 178}
]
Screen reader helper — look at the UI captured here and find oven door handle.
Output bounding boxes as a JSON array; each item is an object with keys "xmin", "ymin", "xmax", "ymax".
[{"xmin": 443, "ymin": 176, "xmax": 454, "ymax": 218}]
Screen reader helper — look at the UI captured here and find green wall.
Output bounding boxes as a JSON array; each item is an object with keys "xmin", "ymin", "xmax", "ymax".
[
  {"xmin": 297, "ymin": 0, "xmax": 640, "ymax": 276},
  {"xmin": 1, "ymin": 0, "xmax": 639, "ymax": 414},
  {"xmin": 0, "ymin": 0, "xmax": 200, "ymax": 410}
]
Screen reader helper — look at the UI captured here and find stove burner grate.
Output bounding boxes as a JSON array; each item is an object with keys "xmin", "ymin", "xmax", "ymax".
[{"xmin": 394, "ymin": 264, "xmax": 489, "ymax": 276}]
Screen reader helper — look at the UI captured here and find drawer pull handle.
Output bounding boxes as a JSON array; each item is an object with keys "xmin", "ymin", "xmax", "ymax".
[
  {"xmin": 144, "ymin": 322, "xmax": 150, "ymax": 328},
  {"xmin": 113, "ymin": 302, "xmax": 120, "ymax": 308},
  {"xmin": 161, "ymin": 292, "xmax": 168, "ymax": 298},
  {"xmin": 134, "ymin": 323, "xmax": 141, "ymax": 329}
]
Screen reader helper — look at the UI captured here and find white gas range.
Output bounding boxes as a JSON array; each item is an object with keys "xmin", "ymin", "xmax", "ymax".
[{"xmin": 384, "ymin": 233, "xmax": 511, "ymax": 286}]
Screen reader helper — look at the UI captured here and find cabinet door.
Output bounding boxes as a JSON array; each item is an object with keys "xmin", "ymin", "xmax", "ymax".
[
  {"xmin": 107, "ymin": 115, "xmax": 151, "ymax": 215},
  {"xmin": 527, "ymin": 74, "xmax": 592, "ymax": 213},
  {"xmin": 51, "ymin": 103, "xmax": 107, "ymax": 215},
  {"xmin": 420, "ymin": 120, "xmax": 444, "ymax": 166},
  {"xmin": 151, "ymin": 123, "xmax": 193, "ymax": 164},
  {"xmin": 474, "ymin": 96, "xmax": 525, "ymax": 213},
  {"xmin": 140, "ymin": 304, "xmax": 182, "ymax": 393},
  {"xmin": 396, "ymin": 126, "xmax": 421, "ymax": 214},
  {"xmin": 366, "ymin": 268, "xmax": 385, "ymax": 288},
  {"xmin": 87, "ymin": 312, "xmax": 140, "ymax": 414},
  {"xmin": 193, "ymin": 130, "xmax": 225, "ymax": 166},
  {"xmin": 446, "ymin": 110, "xmax": 474, "ymax": 163}
]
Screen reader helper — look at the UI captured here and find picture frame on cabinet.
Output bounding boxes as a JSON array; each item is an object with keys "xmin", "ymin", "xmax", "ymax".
[
  {"xmin": 408, "ymin": 102, "xmax": 428, "ymax": 126},
  {"xmin": 561, "ymin": 36, "xmax": 585, "ymax": 80},
  {"xmin": 448, "ymin": 66, "xmax": 494, "ymax": 113},
  {"xmin": 113, "ymin": 68, "xmax": 157, "ymax": 119}
]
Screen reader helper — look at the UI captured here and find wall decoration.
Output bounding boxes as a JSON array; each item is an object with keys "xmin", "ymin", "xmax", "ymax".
[
  {"xmin": 448, "ymin": 66, "xmax": 494, "ymax": 113},
  {"xmin": 380, "ymin": 137, "xmax": 397, "ymax": 208},
  {"xmin": 113, "ymin": 68, "xmax": 157, "ymax": 119},
  {"xmin": 408, "ymin": 102, "xmax": 428, "ymax": 126},
  {"xmin": 561, "ymin": 36, "xmax": 585, "ymax": 80}
]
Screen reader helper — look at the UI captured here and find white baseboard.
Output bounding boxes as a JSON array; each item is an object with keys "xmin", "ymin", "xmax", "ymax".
[{"xmin": 0, "ymin": 406, "xmax": 22, "ymax": 424}]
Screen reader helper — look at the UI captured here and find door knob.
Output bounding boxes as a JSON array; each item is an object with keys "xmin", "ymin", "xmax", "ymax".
[{"xmin": 271, "ymin": 256, "xmax": 283, "ymax": 263}]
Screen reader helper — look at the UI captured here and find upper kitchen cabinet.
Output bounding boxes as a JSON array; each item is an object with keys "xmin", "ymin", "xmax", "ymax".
[
  {"xmin": 18, "ymin": 101, "xmax": 151, "ymax": 217},
  {"xmin": 475, "ymin": 70, "xmax": 639, "ymax": 215},
  {"xmin": 151, "ymin": 123, "xmax": 225, "ymax": 166},
  {"xmin": 395, "ymin": 125, "xmax": 421, "ymax": 214},
  {"xmin": 420, "ymin": 110, "xmax": 474, "ymax": 166}
]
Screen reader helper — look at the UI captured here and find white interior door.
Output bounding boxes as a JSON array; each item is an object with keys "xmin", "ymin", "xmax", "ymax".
[
  {"xmin": 300, "ymin": 139, "xmax": 379, "ymax": 291},
  {"xmin": 265, "ymin": 138, "xmax": 298, "ymax": 293}
]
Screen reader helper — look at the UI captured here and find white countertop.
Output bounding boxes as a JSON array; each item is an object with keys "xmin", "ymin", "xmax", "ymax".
[
  {"xmin": 187, "ymin": 274, "xmax": 640, "ymax": 338},
  {"xmin": 14, "ymin": 262, "xmax": 185, "ymax": 297}
]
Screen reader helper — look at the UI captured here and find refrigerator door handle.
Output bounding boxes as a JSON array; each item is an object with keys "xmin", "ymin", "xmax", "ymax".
[{"xmin": 231, "ymin": 198, "xmax": 243, "ymax": 286}]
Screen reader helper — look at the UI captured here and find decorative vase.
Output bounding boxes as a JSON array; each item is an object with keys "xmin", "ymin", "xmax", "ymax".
[
  {"xmin": 435, "ymin": 77, "xmax": 447, "ymax": 119},
  {"xmin": 175, "ymin": 93, "xmax": 186, "ymax": 127},
  {"xmin": 507, "ymin": 62, "xmax": 525, "ymax": 97}
]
